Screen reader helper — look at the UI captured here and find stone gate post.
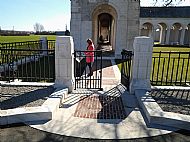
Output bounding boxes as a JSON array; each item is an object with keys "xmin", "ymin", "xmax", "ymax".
[
  {"xmin": 40, "ymin": 37, "xmax": 48, "ymax": 55},
  {"xmin": 54, "ymin": 36, "xmax": 74, "ymax": 92},
  {"xmin": 130, "ymin": 36, "xmax": 153, "ymax": 94}
]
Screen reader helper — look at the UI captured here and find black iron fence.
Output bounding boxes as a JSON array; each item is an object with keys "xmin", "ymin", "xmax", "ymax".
[
  {"xmin": 0, "ymin": 40, "xmax": 55, "ymax": 50},
  {"xmin": 47, "ymin": 40, "xmax": 55, "ymax": 49},
  {"xmin": 74, "ymin": 50, "xmax": 103, "ymax": 90},
  {"xmin": 151, "ymin": 51, "xmax": 190, "ymax": 86},
  {"xmin": 0, "ymin": 41, "xmax": 55, "ymax": 82},
  {"xmin": 0, "ymin": 40, "xmax": 42, "ymax": 50},
  {"xmin": 121, "ymin": 50, "xmax": 133, "ymax": 91}
]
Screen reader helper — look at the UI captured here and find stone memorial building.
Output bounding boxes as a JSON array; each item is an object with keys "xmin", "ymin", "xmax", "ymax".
[
  {"xmin": 70, "ymin": 0, "xmax": 190, "ymax": 58},
  {"xmin": 70, "ymin": 0, "xmax": 140, "ymax": 58}
]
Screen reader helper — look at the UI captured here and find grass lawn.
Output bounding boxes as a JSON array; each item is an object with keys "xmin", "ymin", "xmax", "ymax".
[
  {"xmin": 0, "ymin": 35, "xmax": 56, "ymax": 43},
  {"xmin": 153, "ymin": 47, "xmax": 190, "ymax": 52}
]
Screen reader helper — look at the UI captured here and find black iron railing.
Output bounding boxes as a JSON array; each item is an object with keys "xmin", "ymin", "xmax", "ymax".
[
  {"xmin": 0, "ymin": 40, "xmax": 42, "ymax": 50},
  {"xmin": 121, "ymin": 49, "xmax": 133, "ymax": 91},
  {"xmin": 0, "ymin": 40, "xmax": 55, "ymax": 50},
  {"xmin": 0, "ymin": 48, "xmax": 55, "ymax": 82},
  {"xmin": 151, "ymin": 51, "xmax": 190, "ymax": 86},
  {"xmin": 47, "ymin": 40, "xmax": 55, "ymax": 49},
  {"xmin": 74, "ymin": 50, "xmax": 103, "ymax": 90}
]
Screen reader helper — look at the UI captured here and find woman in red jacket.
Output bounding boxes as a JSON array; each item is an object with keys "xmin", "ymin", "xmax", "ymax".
[{"xmin": 85, "ymin": 38, "xmax": 94, "ymax": 77}]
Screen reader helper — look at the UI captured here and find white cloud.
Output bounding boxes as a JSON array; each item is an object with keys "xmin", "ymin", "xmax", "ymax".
[{"xmin": 140, "ymin": 0, "xmax": 190, "ymax": 6}]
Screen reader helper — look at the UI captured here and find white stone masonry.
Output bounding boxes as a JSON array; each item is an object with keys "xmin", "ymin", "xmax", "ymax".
[
  {"xmin": 55, "ymin": 36, "xmax": 74, "ymax": 92},
  {"xmin": 130, "ymin": 36, "xmax": 153, "ymax": 94}
]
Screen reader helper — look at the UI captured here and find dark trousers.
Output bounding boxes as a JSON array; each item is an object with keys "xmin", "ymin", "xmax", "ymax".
[{"xmin": 87, "ymin": 62, "xmax": 93, "ymax": 75}]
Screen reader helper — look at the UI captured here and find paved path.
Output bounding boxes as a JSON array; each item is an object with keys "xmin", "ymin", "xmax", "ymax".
[{"xmin": 29, "ymin": 59, "xmax": 177, "ymax": 139}]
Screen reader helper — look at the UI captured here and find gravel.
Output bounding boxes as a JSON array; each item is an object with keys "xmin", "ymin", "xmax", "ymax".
[
  {"xmin": 149, "ymin": 89, "xmax": 190, "ymax": 115},
  {"xmin": 0, "ymin": 85, "xmax": 55, "ymax": 110}
]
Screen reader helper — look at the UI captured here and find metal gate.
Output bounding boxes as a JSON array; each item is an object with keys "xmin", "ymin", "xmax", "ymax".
[
  {"xmin": 74, "ymin": 50, "xmax": 103, "ymax": 90},
  {"xmin": 121, "ymin": 49, "xmax": 133, "ymax": 91}
]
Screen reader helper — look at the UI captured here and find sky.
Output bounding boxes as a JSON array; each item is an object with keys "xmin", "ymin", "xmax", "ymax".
[{"xmin": 0, "ymin": 0, "xmax": 190, "ymax": 32}]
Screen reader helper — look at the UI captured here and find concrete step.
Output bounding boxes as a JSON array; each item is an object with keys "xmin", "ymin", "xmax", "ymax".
[
  {"xmin": 135, "ymin": 89, "xmax": 190, "ymax": 131},
  {"xmin": 0, "ymin": 87, "xmax": 68, "ymax": 126}
]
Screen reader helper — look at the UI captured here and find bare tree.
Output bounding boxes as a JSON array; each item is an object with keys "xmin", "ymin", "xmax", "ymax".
[
  {"xmin": 151, "ymin": 0, "xmax": 186, "ymax": 6},
  {"xmin": 34, "ymin": 23, "xmax": 45, "ymax": 33}
]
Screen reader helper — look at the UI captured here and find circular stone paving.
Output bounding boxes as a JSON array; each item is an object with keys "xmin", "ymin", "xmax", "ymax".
[{"xmin": 29, "ymin": 93, "xmax": 178, "ymax": 140}]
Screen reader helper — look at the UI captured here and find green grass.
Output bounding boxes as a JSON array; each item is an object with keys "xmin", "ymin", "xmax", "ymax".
[
  {"xmin": 0, "ymin": 35, "xmax": 56, "ymax": 43},
  {"xmin": 153, "ymin": 47, "xmax": 190, "ymax": 52},
  {"xmin": 151, "ymin": 55, "xmax": 190, "ymax": 86}
]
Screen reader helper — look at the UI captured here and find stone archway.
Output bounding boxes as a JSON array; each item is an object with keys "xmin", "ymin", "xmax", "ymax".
[
  {"xmin": 92, "ymin": 4, "xmax": 117, "ymax": 53},
  {"xmin": 98, "ymin": 13, "xmax": 112, "ymax": 45},
  {"xmin": 140, "ymin": 22, "xmax": 153, "ymax": 37},
  {"xmin": 157, "ymin": 23, "xmax": 167, "ymax": 44},
  {"xmin": 170, "ymin": 23, "xmax": 182, "ymax": 45}
]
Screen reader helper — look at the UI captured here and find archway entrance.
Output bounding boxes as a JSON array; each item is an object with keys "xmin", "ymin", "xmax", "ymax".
[
  {"xmin": 98, "ymin": 13, "xmax": 112, "ymax": 46},
  {"xmin": 97, "ymin": 13, "xmax": 114, "ymax": 54},
  {"xmin": 140, "ymin": 22, "xmax": 153, "ymax": 37},
  {"xmin": 92, "ymin": 4, "xmax": 117, "ymax": 56}
]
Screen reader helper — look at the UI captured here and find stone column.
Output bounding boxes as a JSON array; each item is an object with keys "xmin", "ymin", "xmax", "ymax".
[
  {"xmin": 40, "ymin": 37, "xmax": 48, "ymax": 55},
  {"xmin": 55, "ymin": 36, "xmax": 74, "ymax": 92},
  {"xmin": 166, "ymin": 26, "xmax": 171, "ymax": 45},
  {"xmin": 130, "ymin": 36, "xmax": 153, "ymax": 94},
  {"xmin": 180, "ymin": 28, "xmax": 185, "ymax": 45},
  {"xmin": 160, "ymin": 27, "xmax": 166, "ymax": 44},
  {"xmin": 151, "ymin": 27, "xmax": 157, "ymax": 42}
]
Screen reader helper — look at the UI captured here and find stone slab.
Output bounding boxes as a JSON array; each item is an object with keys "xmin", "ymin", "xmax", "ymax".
[
  {"xmin": 0, "ymin": 84, "xmax": 68, "ymax": 126},
  {"xmin": 135, "ymin": 89, "xmax": 190, "ymax": 131},
  {"xmin": 0, "ymin": 106, "xmax": 51, "ymax": 125}
]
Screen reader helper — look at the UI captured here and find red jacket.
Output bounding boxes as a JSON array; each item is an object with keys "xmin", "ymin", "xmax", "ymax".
[{"xmin": 85, "ymin": 44, "xmax": 94, "ymax": 63}]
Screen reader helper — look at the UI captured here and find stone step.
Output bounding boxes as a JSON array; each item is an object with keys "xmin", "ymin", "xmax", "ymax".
[
  {"xmin": 135, "ymin": 89, "xmax": 190, "ymax": 131},
  {"xmin": 0, "ymin": 87, "xmax": 68, "ymax": 126}
]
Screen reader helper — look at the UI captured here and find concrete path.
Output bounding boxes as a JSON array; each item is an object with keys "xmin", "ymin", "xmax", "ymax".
[{"xmin": 29, "ymin": 59, "xmax": 177, "ymax": 139}]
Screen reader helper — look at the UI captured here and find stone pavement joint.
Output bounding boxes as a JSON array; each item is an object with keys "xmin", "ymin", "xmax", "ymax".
[{"xmin": 74, "ymin": 95, "xmax": 126, "ymax": 119}]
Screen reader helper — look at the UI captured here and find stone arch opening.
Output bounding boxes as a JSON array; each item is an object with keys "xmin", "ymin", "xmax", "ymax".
[
  {"xmin": 92, "ymin": 4, "xmax": 117, "ymax": 53},
  {"xmin": 170, "ymin": 23, "xmax": 182, "ymax": 45},
  {"xmin": 184, "ymin": 24, "xmax": 190, "ymax": 45},
  {"xmin": 98, "ymin": 13, "xmax": 112, "ymax": 45},
  {"xmin": 140, "ymin": 22, "xmax": 153, "ymax": 37},
  {"xmin": 157, "ymin": 23, "xmax": 167, "ymax": 44}
]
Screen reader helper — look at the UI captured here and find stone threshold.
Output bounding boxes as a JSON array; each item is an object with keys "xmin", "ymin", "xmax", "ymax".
[
  {"xmin": 0, "ymin": 82, "xmax": 68, "ymax": 125},
  {"xmin": 135, "ymin": 86, "xmax": 190, "ymax": 131}
]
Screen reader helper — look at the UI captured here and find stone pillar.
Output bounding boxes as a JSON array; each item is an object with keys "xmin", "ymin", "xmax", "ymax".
[
  {"xmin": 55, "ymin": 36, "xmax": 74, "ymax": 92},
  {"xmin": 180, "ymin": 28, "xmax": 185, "ymax": 45},
  {"xmin": 151, "ymin": 27, "xmax": 157, "ymax": 42},
  {"xmin": 130, "ymin": 36, "xmax": 153, "ymax": 94},
  {"xmin": 40, "ymin": 37, "xmax": 48, "ymax": 55},
  {"xmin": 166, "ymin": 27, "xmax": 171, "ymax": 45},
  {"xmin": 160, "ymin": 27, "xmax": 166, "ymax": 44}
]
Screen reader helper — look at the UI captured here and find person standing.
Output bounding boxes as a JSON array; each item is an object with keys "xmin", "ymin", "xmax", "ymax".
[{"xmin": 85, "ymin": 38, "xmax": 94, "ymax": 77}]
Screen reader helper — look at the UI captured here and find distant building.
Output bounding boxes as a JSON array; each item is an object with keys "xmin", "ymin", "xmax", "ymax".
[
  {"xmin": 55, "ymin": 31, "xmax": 65, "ymax": 36},
  {"xmin": 55, "ymin": 30, "xmax": 70, "ymax": 36},
  {"xmin": 0, "ymin": 30, "xmax": 30, "ymax": 36}
]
